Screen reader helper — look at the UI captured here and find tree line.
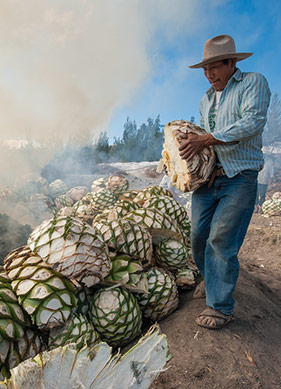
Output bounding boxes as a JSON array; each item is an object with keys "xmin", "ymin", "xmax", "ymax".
[
  {"xmin": 42, "ymin": 93, "xmax": 281, "ymax": 181},
  {"xmin": 94, "ymin": 115, "xmax": 164, "ymax": 163},
  {"xmin": 41, "ymin": 115, "xmax": 165, "ymax": 181},
  {"xmin": 92, "ymin": 89, "xmax": 281, "ymax": 162}
]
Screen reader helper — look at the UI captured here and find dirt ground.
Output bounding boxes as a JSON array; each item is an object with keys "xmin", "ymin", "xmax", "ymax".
[
  {"xmin": 149, "ymin": 213, "xmax": 281, "ymax": 389},
  {"xmin": 112, "ymin": 163, "xmax": 281, "ymax": 389},
  {"xmin": 1, "ymin": 162, "xmax": 281, "ymax": 388}
]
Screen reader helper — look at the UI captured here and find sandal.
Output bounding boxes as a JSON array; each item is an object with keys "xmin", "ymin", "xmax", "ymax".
[
  {"xmin": 193, "ymin": 280, "xmax": 206, "ymax": 299},
  {"xmin": 196, "ymin": 307, "xmax": 233, "ymax": 330}
]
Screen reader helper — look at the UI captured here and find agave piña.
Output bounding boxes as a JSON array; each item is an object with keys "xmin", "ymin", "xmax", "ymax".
[
  {"xmin": 27, "ymin": 216, "xmax": 111, "ymax": 287},
  {"xmin": 90, "ymin": 286, "xmax": 142, "ymax": 347},
  {"xmin": 4, "ymin": 246, "xmax": 77, "ymax": 329}
]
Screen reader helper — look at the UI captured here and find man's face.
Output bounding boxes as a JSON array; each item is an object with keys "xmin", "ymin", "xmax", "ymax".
[{"xmin": 203, "ymin": 60, "xmax": 236, "ymax": 91}]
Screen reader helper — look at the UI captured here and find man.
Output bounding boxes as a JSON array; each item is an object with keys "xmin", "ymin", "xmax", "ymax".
[
  {"xmin": 256, "ymin": 153, "xmax": 274, "ymax": 212},
  {"xmin": 178, "ymin": 34, "xmax": 271, "ymax": 329}
]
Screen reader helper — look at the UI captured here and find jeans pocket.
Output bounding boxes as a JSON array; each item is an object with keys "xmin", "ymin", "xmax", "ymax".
[{"xmin": 238, "ymin": 169, "xmax": 258, "ymax": 180}]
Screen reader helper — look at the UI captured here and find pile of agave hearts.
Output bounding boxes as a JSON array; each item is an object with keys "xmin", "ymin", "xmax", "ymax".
[
  {"xmin": 261, "ymin": 191, "xmax": 281, "ymax": 215},
  {"xmin": 0, "ymin": 175, "xmax": 197, "ymax": 380}
]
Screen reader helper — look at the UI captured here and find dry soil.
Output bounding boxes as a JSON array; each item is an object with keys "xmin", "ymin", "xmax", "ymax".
[{"xmin": 1, "ymin": 162, "xmax": 281, "ymax": 389}]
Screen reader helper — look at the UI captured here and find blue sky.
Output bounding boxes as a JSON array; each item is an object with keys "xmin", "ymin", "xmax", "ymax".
[
  {"xmin": 0, "ymin": 0, "xmax": 280, "ymax": 147},
  {"xmin": 107, "ymin": 0, "xmax": 281, "ymax": 140},
  {"xmin": 0, "ymin": 0, "xmax": 280, "ymax": 185}
]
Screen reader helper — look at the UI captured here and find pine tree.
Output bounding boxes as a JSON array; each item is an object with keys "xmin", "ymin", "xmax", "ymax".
[
  {"xmin": 112, "ymin": 116, "xmax": 164, "ymax": 162},
  {"xmin": 95, "ymin": 132, "xmax": 109, "ymax": 154},
  {"xmin": 143, "ymin": 115, "xmax": 163, "ymax": 161}
]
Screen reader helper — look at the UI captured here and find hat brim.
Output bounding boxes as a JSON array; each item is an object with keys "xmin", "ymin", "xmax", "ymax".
[{"xmin": 189, "ymin": 52, "xmax": 253, "ymax": 69}]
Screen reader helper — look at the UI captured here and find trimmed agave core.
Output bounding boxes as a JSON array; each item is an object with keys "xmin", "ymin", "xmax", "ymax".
[
  {"xmin": 156, "ymin": 238, "xmax": 190, "ymax": 270},
  {"xmin": 4, "ymin": 246, "xmax": 77, "ymax": 329},
  {"xmin": 157, "ymin": 120, "xmax": 216, "ymax": 192},
  {"xmin": 27, "ymin": 216, "xmax": 111, "ymax": 287},
  {"xmin": 92, "ymin": 218, "xmax": 153, "ymax": 261},
  {"xmin": 137, "ymin": 268, "xmax": 179, "ymax": 321},
  {"xmin": 91, "ymin": 287, "xmax": 142, "ymax": 347}
]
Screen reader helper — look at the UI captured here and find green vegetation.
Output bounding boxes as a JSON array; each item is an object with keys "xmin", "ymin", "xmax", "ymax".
[
  {"xmin": 41, "ymin": 116, "xmax": 165, "ymax": 181},
  {"xmin": 95, "ymin": 115, "xmax": 164, "ymax": 162}
]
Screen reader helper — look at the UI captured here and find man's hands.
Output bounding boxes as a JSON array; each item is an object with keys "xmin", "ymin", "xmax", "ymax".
[{"xmin": 177, "ymin": 132, "xmax": 223, "ymax": 161}]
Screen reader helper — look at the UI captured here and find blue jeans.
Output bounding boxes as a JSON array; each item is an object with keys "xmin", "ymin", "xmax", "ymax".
[{"xmin": 191, "ymin": 170, "xmax": 258, "ymax": 315}]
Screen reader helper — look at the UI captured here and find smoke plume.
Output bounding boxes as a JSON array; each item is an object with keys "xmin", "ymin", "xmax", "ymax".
[
  {"xmin": 0, "ymin": 1, "xmax": 152, "ymax": 144},
  {"xmin": 0, "ymin": 0, "xmax": 216, "ymax": 185}
]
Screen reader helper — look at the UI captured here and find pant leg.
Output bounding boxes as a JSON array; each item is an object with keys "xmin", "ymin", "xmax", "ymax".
[
  {"xmin": 191, "ymin": 184, "xmax": 217, "ymax": 277},
  {"xmin": 204, "ymin": 170, "xmax": 258, "ymax": 315}
]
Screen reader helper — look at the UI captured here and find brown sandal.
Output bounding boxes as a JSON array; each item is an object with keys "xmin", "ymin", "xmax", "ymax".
[
  {"xmin": 193, "ymin": 280, "xmax": 206, "ymax": 299},
  {"xmin": 196, "ymin": 307, "xmax": 233, "ymax": 330}
]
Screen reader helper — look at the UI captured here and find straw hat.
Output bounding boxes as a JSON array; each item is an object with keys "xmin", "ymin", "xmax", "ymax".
[{"xmin": 189, "ymin": 34, "xmax": 253, "ymax": 69}]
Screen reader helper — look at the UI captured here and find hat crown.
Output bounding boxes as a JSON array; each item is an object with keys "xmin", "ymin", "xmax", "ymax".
[
  {"xmin": 203, "ymin": 35, "xmax": 236, "ymax": 61},
  {"xmin": 189, "ymin": 34, "xmax": 253, "ymax": 69}
]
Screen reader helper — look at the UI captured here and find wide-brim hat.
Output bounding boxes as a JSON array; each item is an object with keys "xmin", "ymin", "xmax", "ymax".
[{"xmin": 189, "ymin": 34, "xmax": 253, "ymax": 69}]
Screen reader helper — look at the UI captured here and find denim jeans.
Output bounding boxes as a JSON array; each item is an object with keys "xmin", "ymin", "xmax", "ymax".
[{"xmin": 191, "ymin": 170, "xmax": 258, "ymax": 315}]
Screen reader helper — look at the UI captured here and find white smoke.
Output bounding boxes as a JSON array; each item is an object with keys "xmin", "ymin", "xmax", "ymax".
[
  {"xmin": 0, "ymin": 1, "xmax": 151, "ymax": 145},
  {"xmin": 0, "ymin": 0, "xmax": 224, "ymax": 185}
]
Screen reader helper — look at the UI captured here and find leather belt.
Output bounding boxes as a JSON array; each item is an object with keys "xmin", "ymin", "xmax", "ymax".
[
  {"xmin": 208, "ymin": 166, "xmax": 226, "ymax": 188},
  {"xmin": 215, "ymin": 166, "xmax": 226, "ymax": 176}
]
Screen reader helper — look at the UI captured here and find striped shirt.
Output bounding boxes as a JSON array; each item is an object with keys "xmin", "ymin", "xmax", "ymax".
[{"xmin": 200, "ymin": 68, "xmax": 271, "ymax": 177}]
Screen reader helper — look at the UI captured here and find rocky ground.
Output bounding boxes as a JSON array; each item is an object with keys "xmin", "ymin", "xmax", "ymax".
[{"xmin": 0, "ymin": 161, "xmax": 281, "ymax": 388}]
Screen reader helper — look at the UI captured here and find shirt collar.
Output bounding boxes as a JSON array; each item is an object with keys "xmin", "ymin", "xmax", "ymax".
[
  {"xmin": 206, "ymin": 67, "xmax": 242, "ymax": 98},
  {"xmin": 233, "ymin": 68, "xmax": 242, "ymax": 81}
]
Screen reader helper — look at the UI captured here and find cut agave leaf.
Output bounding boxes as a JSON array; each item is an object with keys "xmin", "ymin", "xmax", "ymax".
[{"xmin": 0, "ymin": 324, "xmax": 169, "ymax": 389}]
